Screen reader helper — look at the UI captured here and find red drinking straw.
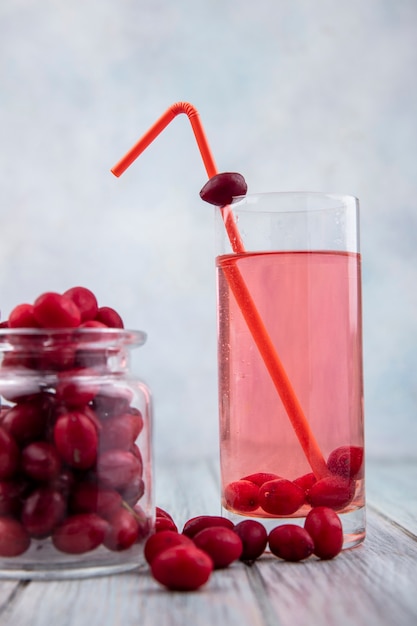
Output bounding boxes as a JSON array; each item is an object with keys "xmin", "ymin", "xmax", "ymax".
[{"xmin": 111, "ymin": 102, "xmax": 328, "ymax": 479}]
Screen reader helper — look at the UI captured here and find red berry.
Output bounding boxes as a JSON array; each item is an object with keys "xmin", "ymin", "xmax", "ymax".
[
  {"xmin": 118, "ymin": 474, "xmax": 145, "ymax": 507},
  {"xmin": 268, "ymin": 524, "xmax": 314, "ymax": 561},
  {"xmin": 144, "ymin": 530, "xmax": 194, "ymax": 565},
  {"xmin": 327, "ymin": 445, "xmax": 364, "ymax": 479},
  {"xmin": 63, "ymin": 287, "xmax": 98, "ymax": 323},
  {"xmin": 21, "ymin": 488, "xmax": 66, "ymax": 538},
  {"xmin": 55, "ymin": 368, "xmax": 99, "ymax": 407},
  {"xmin": 224, "ymin": 480, "xmax": 259, "ymax": 512},
  {"xmin": 155, "ymin": 516, "xmax": 178, "ymax": 533},
  {"xmin": 96, "ymin": 449, "xmax": 142, "ymax": 491},
  {"xmin": 1, "ymin": 395, "xmax": 52, "ymax": 444},
  {"xmin": 70, "ymin": 483, "xmax": 122, "ymax": 519},
  {"xmin": 0, "ymin": 426, "xmax": 20, "ymax": 479},
  {"xmin": 151, "ymin": 545, "xmax": 213, "ymax": 591},
  {"xmin": 33, "ymin": 292, "xmax": 81, "ymax": 328},
  {"xmin": 308, "ymin": 476, "xmax": 356, "ymax": 510},
  {"xmin": 103, "ymin": 508, "xmax": 139, "ymax": 551},
  {"xmin": 199, "ymin": 172, "xmax": 247, "ymax": 206},
  {"xmin": 8, "ymin": 303, "xmax": 39, "ymax": 328},
  {"xmin": 259, "ymin": 479, "xmax": 305, "ymax": 516},
  {"xmin": 241, "ymin": 472, "xmax": 281, "ymax": 487},
  {"xmin": 92, "ymin": 387, "xmax": 133, "ymax": 418},
  {"xmin": 304, "ymin": 506, "xmax": 343, "ymax": 560},
  {"xmin": 233, "ymin": 520, "xmax": 268, "ymax": 562},
  {"xmin": 99, "ymin": 412, "xmax": 141, "ymax": 451},
  {"xmin": 0, "ymin": 517, "xmax": 31, "ymax": 556},
  {"xmin": 53, "ymin": 411, "xmax": 98, "ymax": 470},
  {"xmin": 293, "ymin": 472, "xmax": 317, "ymax": 494},
  {"xmin": 193, "ymin": 526, "xmax": 243, "ymax": 569},
  {"xmin": 21, "ymin": 441, "xmax": 61, "ymax": 482},
  {"xmin": 95, "ymin": 307, "xmax": 124, "ymax": 329},
  {"xmin": 52, "ymin": 513, "xmax": 108, "ymax": 554},
  {"xmin": 182, "ymin": 515, "xmax": 234, "ymax": 538}
]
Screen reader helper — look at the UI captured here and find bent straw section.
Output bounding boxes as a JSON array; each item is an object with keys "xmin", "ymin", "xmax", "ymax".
[{"xmin": 111, "ymin": 102, "xmax": 328, "ymax": 479}]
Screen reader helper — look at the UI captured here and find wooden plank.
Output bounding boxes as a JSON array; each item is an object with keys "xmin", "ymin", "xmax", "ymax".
[
  {"xmin": 252, "ymin": 507, "xmax": 417, "ymax": 626},
  {"xmin": 1, "ymin": 563, "xmax": 273, "ymax": 626},
  {"xmin": 366, "ymin": 459, "xmax": 417, "ymax": 535}
]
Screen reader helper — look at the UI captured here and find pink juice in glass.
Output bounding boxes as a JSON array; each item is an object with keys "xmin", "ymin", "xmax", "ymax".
[{"xmin": 217, "ymin": 250, "xmax": 365, "ymax": 527}]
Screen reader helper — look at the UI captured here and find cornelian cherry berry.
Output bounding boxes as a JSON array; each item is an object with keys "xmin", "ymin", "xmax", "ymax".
[
  {"xmin": 192, "ymin": 526, "xmax": 243, "ymax": 569},
  {"xmin": 241, "ymin": 472, "xmax": 281, "ymax": 487},
  {"xmin": 259, "ymin": 479, "xmax": 305, "ymax": 516},
  {"xmin": 21, "ymin": 441, "xmax": 61, "ymax": 482},
  {"xmin": 224, "ymin": 480, "xmax": 259, "ymax": 512},
  {"xmin": 293, "ymin": 472, "xmax": 317, "ymax": 495},
  {"xmin": 21, "ymin": 488, "xmax": 66, "ymax": 538},
  {"xmin": 304, "ymin": 506, "xmax": 343, "ymax": 560},
  {"xmin": 52, "ymin": 513, "xmax": 108, "ymax": 554},
  {"xmin": 151, "ymin": 545, "xmax": 213, "ymax": 591},
  {"xmin": 199, "ymin": 172, "xmax": 247, "ymax": 206},
  {"xmin": 182, "ymin": 515, "xmax": 234, "ymax": 538},
  {"xmin": 33, "ymin": 292, "xmax": 81, "ymax": 328},
  {"xmin": 103, "ymin": 508, "xmax": 139, "ymax": 551},
  {"xmin": 307, "ymin": 476, "xmax": 355, "ymax": 511},
  {"xmin": 144, "ymin": 530, "xmax": 194, "ymax": 565},
  {"xmin": 70, "ymin": 483, "xmax": 122, "ymax": 519},
  {"xmin": 0, "ymin": 517, "xmax": 31, "ymax": 557},
  {"xmin": 55, "ymin": 368, "xmax": 99, "ymax": 407},
  {"xmin": 95, "ymin": 307, "xmax": 124, "ymax": 329},
  {"xmin": 96, "ymin": 449, "xmax": 142, "ymax": 491},
  {"xmin": 233, "ymin": 520, "xmax": 268, "ymax": 562},
  {"xmin": 63, "ymin": 286, "xmax": 98, "ymax": 323},
  {"xmin": 1, "ymin": 397, "xmax": 51, "ymax": 444},
  {"xmin": 53, "ymin": 411, "xmax": 98, "ymax": 470},
  {"xmin": 8, "ymin": 303, "xmax": 39, "ymax": 328},
  {"xmin": 268, "ymin": 524, "xmax": 314, "ymax": 562},
  {"xmin": 327, "ymin": 445, "xmax": 364, "ymax": 479}
]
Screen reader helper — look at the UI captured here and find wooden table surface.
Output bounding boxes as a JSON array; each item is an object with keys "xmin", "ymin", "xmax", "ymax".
[{"xmin": 0, "ymin": 455, "xmax": 416, "ymax": 626}]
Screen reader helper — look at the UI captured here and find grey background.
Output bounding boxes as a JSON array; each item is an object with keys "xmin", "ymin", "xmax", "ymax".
[{"xmin": 1, "ymin": 1, "xmax": 416, "ymax": 464}]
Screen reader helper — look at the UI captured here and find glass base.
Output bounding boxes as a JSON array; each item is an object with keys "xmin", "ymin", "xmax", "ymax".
[
  {"xmin": 222, "ymin": 504, "xmax": 366, "ymax": 551},
  {"xmin": 0, "ymin": 542, "xmax": 146, "ymax": 580}
]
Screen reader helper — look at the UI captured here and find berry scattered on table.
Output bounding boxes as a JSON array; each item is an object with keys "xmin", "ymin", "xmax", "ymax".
[
  {"xmin": 304, "ymin": 506, "xmax": 343, "ymax": 560},
  {"xmin": 151, "ymin": 544, "xmax": 214, "ymax": 591},
  {"xmin": 146, "ymin": 503, "xmax": 348, "ymax": 591},
  {"xmin": 268, "ymin": 524, "xmax": 314, "ymax": 562},
  {"xmin": 193, "ymin": 526, "xmax": 243, "ymax": 569},
  {"xmin": 233, "ymin": 519, "xmax": 268, "ymax": 562},
  {"xmin": 182, "ymin": 515, "xmax": 234, "ymax": 538}
]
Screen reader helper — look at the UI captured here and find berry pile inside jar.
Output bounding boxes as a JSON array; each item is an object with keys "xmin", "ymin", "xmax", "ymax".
[{"xmin": 0, "ymin": 287, "xmax": 150, "ymax": 559}]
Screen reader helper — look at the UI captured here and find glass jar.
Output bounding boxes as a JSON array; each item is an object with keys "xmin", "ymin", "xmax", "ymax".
[{"xmin": 0, "ymin": 328, "xmax": 153, "ymax": 579}]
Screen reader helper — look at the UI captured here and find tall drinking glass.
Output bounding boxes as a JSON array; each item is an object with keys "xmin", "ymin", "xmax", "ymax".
[{"xmin": 216, "ymin": 192, "xmax": 365, "ymax": 548}]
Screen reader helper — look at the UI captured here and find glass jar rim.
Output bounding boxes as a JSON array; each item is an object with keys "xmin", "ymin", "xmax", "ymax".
[
  {"xmin": 230, "ymin": 191, "xmax": 359, "ymax": 213},
  {"xmin": 0, "ymin": 328, "xmax": 147, "ymax": 349}
]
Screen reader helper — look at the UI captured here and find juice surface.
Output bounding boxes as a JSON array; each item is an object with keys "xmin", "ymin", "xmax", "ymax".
[{"xmin": 217, "ymin": 250, "xmax": 364, "ymax": 515}]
